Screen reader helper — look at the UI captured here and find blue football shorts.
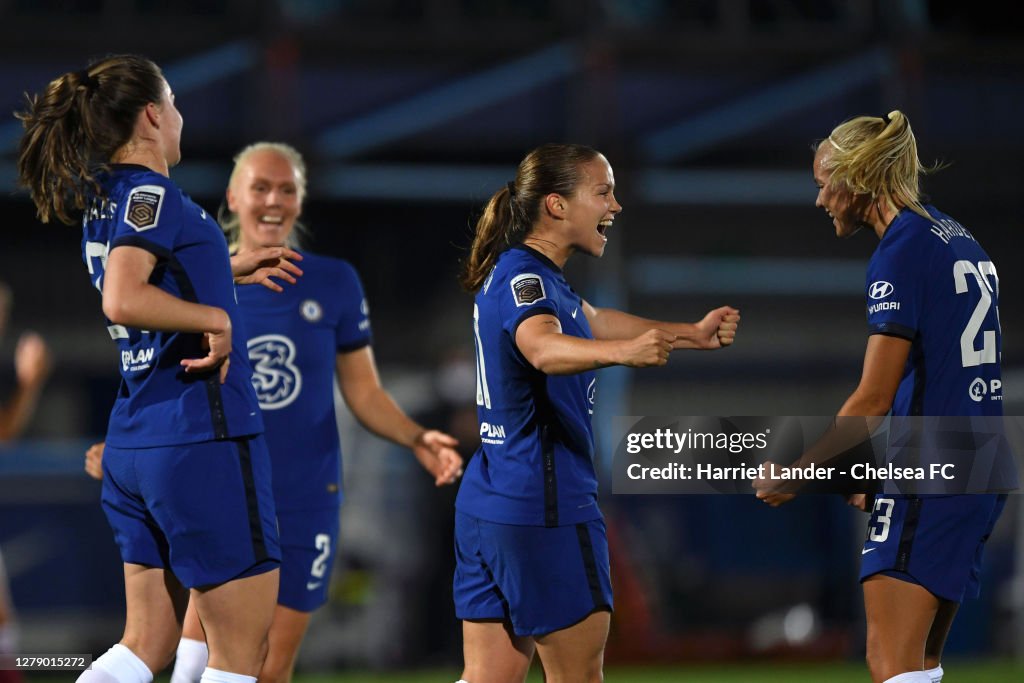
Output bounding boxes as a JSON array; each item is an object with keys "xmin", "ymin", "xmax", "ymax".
[
  {"xmin": 453, "ymin": 511, "xmax": 613, "ymax": 637},
  {"xmin": 276, "ymin": 506, "xmax": 340, "ymax": 612},
  {"xmin": 101, "ymin": 435, "xmax": 281, "ymax": 588},
  {"xmin": 860, "ymin": 493, "xmax": 1006, "ymax": 602}
]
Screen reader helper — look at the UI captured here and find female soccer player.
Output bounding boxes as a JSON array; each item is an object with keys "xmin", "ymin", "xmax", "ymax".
[
  {"xmin": 17, "ymin": 56, "xmax": 301, "ymax": 683},
  {"xmin": 758, "ymin": 111, "xmax": 1006, "ymax": 683},
  {"xmin": 455, "ymin": 143, "xmax": 739, "ymax": 682},
  {"xmin": 88, "ymin": 142, "xmax": 464, "ymax": 683}
]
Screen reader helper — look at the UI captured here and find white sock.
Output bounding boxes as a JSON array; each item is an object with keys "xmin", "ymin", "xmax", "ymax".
[
  {"xmin": 925, "ymin": 665, "xmax": 943, "ymax": 682},
  {"xmin": 883, "ymin": 673, "xmax": 931, "ymax": 683},
  {"xmin": 77, "ymin": 644, "xmax": 152, "ymax": 683},
  {"xmin": 170, "ymin": 638, "xmax": 209, "ymax": 683},
  {"xmin": 199, "ymin": 668, "xmax": 256, "ymax": 683},
  {"xmin": 76, "ymin": 668, "xmax": 120, "ymax": 683}
]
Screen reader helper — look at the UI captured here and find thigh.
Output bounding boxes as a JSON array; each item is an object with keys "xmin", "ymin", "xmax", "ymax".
[
  {"xmin": 276, "ymin": 507, "xmax": 339, "ymax": 613},
  {"xmin": 121, "ymin": 563, "xmax": 189, "ymax": 673},
  {"xmin": 461, "ymin": 619, "xmax": 534, "ymax": 683},
  {"xmin": 137, "ymin": 436, "xmax": 281, "ymax": 588},
  {"xmin": 534, "ymin": 610, "xmax": 610, "ymax": 683},
  {"xmin": 192, "ymin": 569, "xmax": 279, "ymax": 676},
  {"xmin": 863, "ymin": 573, "xmax": 939, "ymax": 682},
  {"xmin": 260, "ymin": 604, "xmax": 313, "ymax": 683}
]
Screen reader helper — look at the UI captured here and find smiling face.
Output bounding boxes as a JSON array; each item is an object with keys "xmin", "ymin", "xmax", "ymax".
[
  {"xmin": 813, "ymin": 144, "xmax": 872, "ymax": 239},
  {"xmin": 560, "ymin": 154, "xmax": 622, "ymax": 258},
  {"xmin": 227, "ymin": 148, "xmax": 303, "ymax": 251}
]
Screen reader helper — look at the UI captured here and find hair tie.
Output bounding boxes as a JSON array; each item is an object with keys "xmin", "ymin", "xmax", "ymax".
[
  {"xmin": 883, "ymin": 112, "xmax": 893, "ymax": 126},
  {"xmin": 827, "ymin": 136, "xmax": 846, "ymax": 153},
  {"xmin": 77, "ymin": 69, "xmax": 99, "ymax": 91}
]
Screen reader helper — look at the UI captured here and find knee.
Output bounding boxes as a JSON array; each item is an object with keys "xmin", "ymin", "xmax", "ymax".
[
  {"xmin": 256, "ymin": 649, "xmax": 295, "ymax": 683},
  {"xmin": 865, "ymin": 647, "xmax": 909, "ymax": 683},
  {"xmin": 254, "ymin": 635, "xmax": 271, "ymax": 675},
  {"xmin": 865, "ymin": 643, "xmax": 892, "ymax": 683}
]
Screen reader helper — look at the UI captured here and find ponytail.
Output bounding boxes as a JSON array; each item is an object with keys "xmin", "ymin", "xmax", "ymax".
[
  {"xmin": 819, "ymin": 110, "xmax": 941, "ymax": 221},
  {"xmin": 16, "ymin": 55, "xmax": 165, "ymax": 225},
  {"xmin": 459, "ymin": 185, "xmax": 523, "ymax": 292},
  {"xmin": 459, "ymin": 143, "xmax": 599, "ymax": 292}
]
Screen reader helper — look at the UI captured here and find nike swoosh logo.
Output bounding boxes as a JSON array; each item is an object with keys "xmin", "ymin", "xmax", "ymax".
[
  {"xmin": 572, "ymin": 308, "xmax": 578, "ymax": 318},
  {"xmin": 861, "ymin": 547, "xmax": 877, "ymax": 555},
  {"xmin": 200, "ymin": 209, "xmax": 207, "ymax": 219},
  {"xmin": 306, "ymin": 581, "xmax": 322, "ymax": 590}
]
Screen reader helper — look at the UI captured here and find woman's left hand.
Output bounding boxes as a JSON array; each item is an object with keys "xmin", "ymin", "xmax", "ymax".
[
  {"xmin": 412, "ymin": 430, "xmax": 464, "ymax": 486},
  {"xmin": 231, "ymin": 247, "xmax": 304, "ymax": 292}
]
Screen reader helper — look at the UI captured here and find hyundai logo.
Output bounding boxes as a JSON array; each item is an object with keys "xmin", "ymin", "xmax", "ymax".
[{"xmin": 868, "ymin": 281, "xmax": 894, "ymax": 299}]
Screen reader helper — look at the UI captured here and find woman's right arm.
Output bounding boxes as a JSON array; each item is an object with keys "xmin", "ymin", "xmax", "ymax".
[
  {"xmin": 514, "ymin": 314, "xmax": 675, "ymax": 375},
  {"xmin": 102, "ymin": 245, "xmax": 232, "ymax": 379}
]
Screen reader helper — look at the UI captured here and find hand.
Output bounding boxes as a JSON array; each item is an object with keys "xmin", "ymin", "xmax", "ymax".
[
  {"xmin": 412, "ymin": 429, "xmax": 464, "ymax": 486},
  {"xmin": 692, "ymin": 306, "xmax": 740, "ymax": 349},
  {"xmin": 847, "ymin": 493, "xmax": 869, "ymax": 512},
  {"xmin": 180, "ymin": 312, "xmax": 231, "ymax": 384},
  {"xmin": 617, "ymin": 329, "xmax": 676, "ymax": 367},
  {"xmin": 752, "ymin": 460, "xmax": 797, "ymax": 507},
  {"xmin": 15, "ymin": 332, "xmax": 52, "ymax": 389},
  {"xmin": 84, "ymin": 441, "xmax": 105, "ymax": 480},
  {"xmin": 231, "ymin": 247, "xmax": 304, "ymax": 292}
]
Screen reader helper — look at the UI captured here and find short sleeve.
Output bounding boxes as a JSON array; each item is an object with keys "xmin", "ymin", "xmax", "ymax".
[
  {"xmin": 110, "ymin": 178, "xmax": 184, "ymax": 258},
  {"xmin": 499, "ymin": 270, "xmax": 558, "ymax": 338},
  {"xmin": 335, "ymin": 261, "xmax": 373, "ymax": 352},
  {"xmin": 865, "ymin": 238, "xmax": 926, "ymax": 341}
]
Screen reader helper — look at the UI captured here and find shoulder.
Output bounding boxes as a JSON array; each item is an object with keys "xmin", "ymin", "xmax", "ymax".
[
  {"xmin": 485, "ymin": 250, "xmax": 559, "ymax": 310},
  {"xmin": 109, "ymin": 170, "xmax": 184, "ymax": 232},
  {"xmin": 111, "ymin": 169, "xmax": 181, "ymax": 200},
  {"xmin": 299, "ymin": 251, "xmax": 363, "ymax": 283},
  {"xmin": 876, "ymin": 212, "xmax": 939, "ymax": 263}
]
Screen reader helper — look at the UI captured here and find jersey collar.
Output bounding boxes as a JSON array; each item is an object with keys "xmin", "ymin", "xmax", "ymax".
[{"xmin": 512, "ymin": 243, "xmax": 563, "ymax": 274}]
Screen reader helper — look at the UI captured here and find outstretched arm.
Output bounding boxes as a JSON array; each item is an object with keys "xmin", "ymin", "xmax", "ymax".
[
  {"xmin": 582, "ymin": 301, "xmax": 739, "ymax": 350},
  {"xmin": 755, "ymin": 333, "xmax": 910, "ymax": 507},
  {"xmin": 515, "ymin": 313, "xmax": 676, "ymax": 375},
  {"xmin": 337, "ymin": 347, "xmax": 462, "ymax": 486}
]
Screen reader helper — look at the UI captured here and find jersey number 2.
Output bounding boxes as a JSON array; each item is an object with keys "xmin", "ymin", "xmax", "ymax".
[{"xmin": 954, "ymin": 260, "xmax": 999, "ymax": 368}]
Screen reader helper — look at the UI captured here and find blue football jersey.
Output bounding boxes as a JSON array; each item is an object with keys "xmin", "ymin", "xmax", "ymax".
[
  {"xmin": 865, "ymin": 206, "xmax": 1002, "ymax": 416},
  {"xmin": 456, "ymin": 245, "xmax": 600, "ymax": 527},
  {"xmin": 237, "ymin": 251, "xmax": 372, "ymax": 511},
  {"xmin": 81, "ymin": 164, "xmax": 263, "ymax": 447}
]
